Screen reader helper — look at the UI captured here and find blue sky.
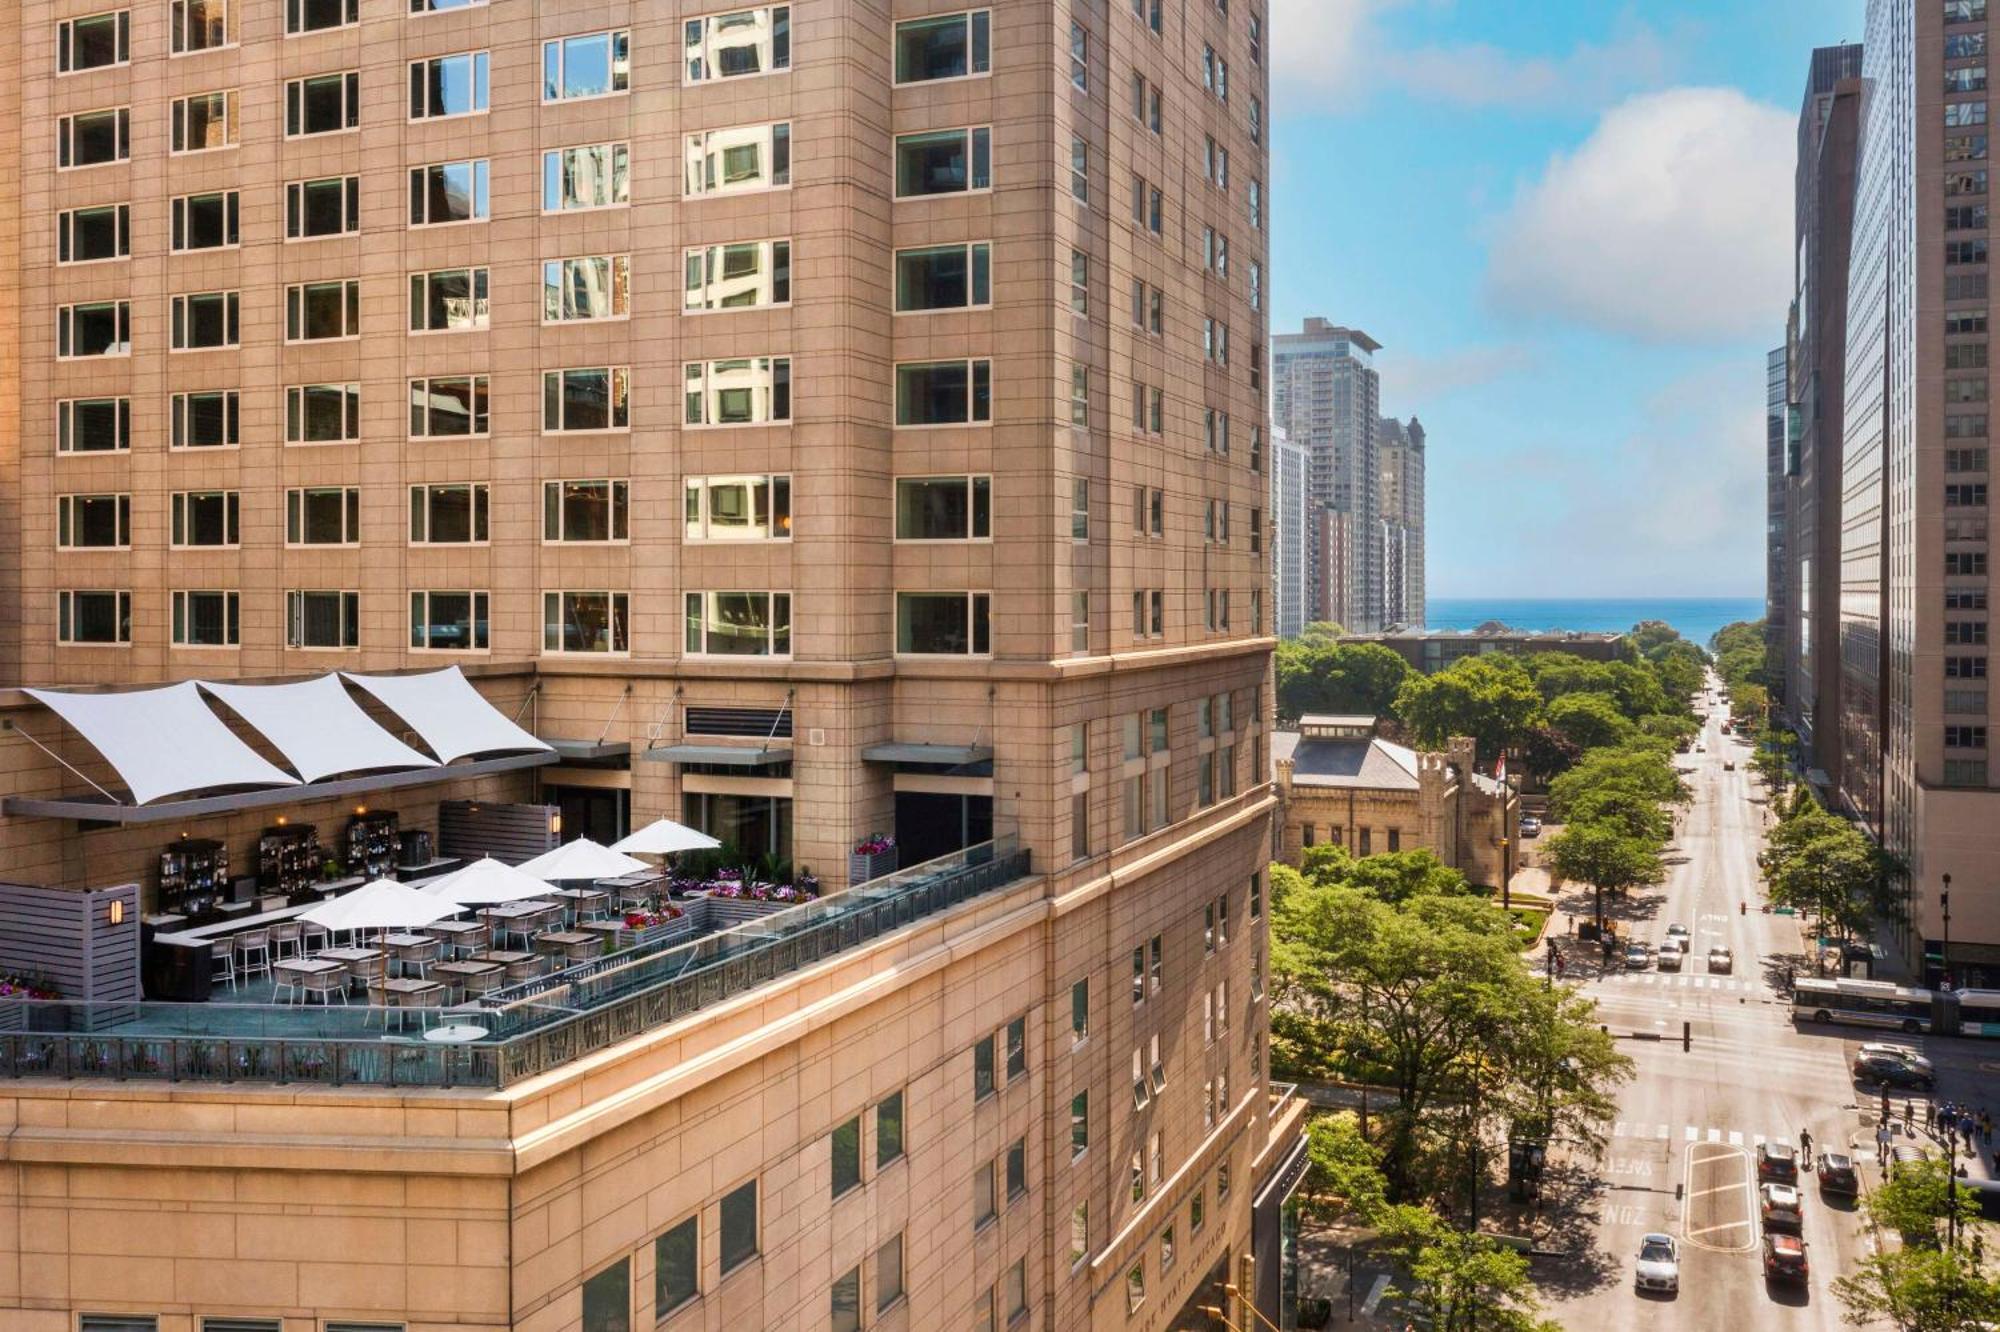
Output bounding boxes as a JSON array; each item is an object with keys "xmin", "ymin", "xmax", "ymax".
[{"xmin": 1269, "ymin": 0, "xmax": 1865, "ymax": 597}]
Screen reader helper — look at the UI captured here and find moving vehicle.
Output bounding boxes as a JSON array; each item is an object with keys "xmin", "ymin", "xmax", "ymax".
[
  {"xmin": 1949, "ymin": 988, "xmax": 2000, "ymax": 1037},
  {"xmin": 1854, "ymin": 1051, "xmax": 1936, "ymax": 1091},
  {"xmin": 1634, "ymin": 1233, "xmax": 1679, "ymax": 1295},
  {"xmin": 1817, "ymin": 1152, "xmax": 1858, "ymax": 1197},
  {"xmin": 1657, "ymin": 941, "xmax": 1683, "ymax": 972},
  {"xmin": 1763, "ymin": 1233, "xmax": 1809, "ymax": 1284},
  {"xmin": 1665, "ymin": 923, "xmax": 1690, "ymax": 942},
  {"xmin": 1708, "ymin": 946, "xmax": 1733, "ymax": 973},
  {"xmin": 1518, "ymin": 815, "xmax": 1542, "ymax": 838},
  {"xmin": 1724, "ymin": 760, "xmax": 1736, "ymax": 771},
  {"xmin": 1858, "ymin": 1043, "xmax": 1935, "ymax": 1078},
  {"xmin": 1757, "ymin": 1141, "xmax": 1798, "ymax": 1183},
  {"xmin": 1792, "ymin": 976, "xmax": 1945, "ymax": 1034},
  {"xmin": 1624, "ymin": 943, "xmax": 1651, "ymax": 971},
  {"xmin": 1759, "ymin": 1181, "xmax": 1803, "ymax": 1233}
]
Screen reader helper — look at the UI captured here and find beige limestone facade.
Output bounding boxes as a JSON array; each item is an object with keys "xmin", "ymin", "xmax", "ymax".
[{"xmin": 0, "ymin": 1, "xmax": 1286, "ymax": 1330}]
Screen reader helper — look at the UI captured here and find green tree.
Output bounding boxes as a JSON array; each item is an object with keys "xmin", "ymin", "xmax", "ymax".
[
  {"xmin": 1547, "ymin": 691, "xmax": 1636, "ymax": 751},
  {"xmin": 1859, "ymin": 1152, "xmax": 1984, "ymax": 1249},
  {"xmin": 1833, "ymin": 1247, "xmax": 2000, "ymax": 1331},
  {"xmin": 1650, "ymin": 641, "xmax": 1709, "ymax": 700},
  {"xmin": 1298, "ymin": 1111, "xmax": 1389, "ymax": 1228},
  {"xmin": 1375, "ymin": 1204, "xmax": 1563, "ymax": 1332},
  {"xmin": 1521, "ymin": 724, "xmax": 1584, "ymax": 784},
  {"xmin": 1544, "ymin": 819, "xmax": 1666, "ymax": 930},
  {"xmin": 1750, "ymin": 729, "xmax": 1798, "ymax": 797},
  {"xmin": 1561, "ymin": 785, "xmax": 1672, "ymax": 844},
  {"xmin": 1298, "ymin": 620, "xmax": 1349, "ymax": 645},
  {"xmin": 1394, "ymin": 656, "xmax": 1545, "ymax": 764},
  {"xmin": 1546, "ymin": 745, "xmax": 1687, "ymax": 820},
  {"xmin": 1760, "ymin": 805, "xmax": 1896, "ymax": 951},
  {"xmin": 1276, "ymin": 640, "xmax": 1414, "ymax": 723},
  {"xmin": 1299, "ymin": 845, "xmax": 1475, "ymax": 906}
]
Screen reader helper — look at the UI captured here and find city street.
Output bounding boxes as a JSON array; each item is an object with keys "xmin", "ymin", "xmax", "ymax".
[{"xmin": 1538, "ymin": 692, "xmax": 1887, "ymax": 1327}]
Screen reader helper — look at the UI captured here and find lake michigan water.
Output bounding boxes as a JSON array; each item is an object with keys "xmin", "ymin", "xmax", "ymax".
[{"xmin": 1422, "ymin": 597, "xmax": 1764, "ymax": 651}]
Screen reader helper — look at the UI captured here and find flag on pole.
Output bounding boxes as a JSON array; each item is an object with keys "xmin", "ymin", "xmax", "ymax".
[{"xmin": 1494, "ymin": 752, "xmax": 1508, "ymax": 786}]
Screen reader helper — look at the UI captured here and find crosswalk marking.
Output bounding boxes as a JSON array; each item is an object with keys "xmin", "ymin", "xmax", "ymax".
[
  {"xmin": 1617, "ymin": 1122, "xmax": 1788, "ymax": 1147},
  {"xmin": 1588, "ymin": 972, "xmax": 1760, "ymax": 994},
  {"xmin": 1728, "ymin": 1130, "xmax": 1743, "ymax": 1146},
  {"xmin": 1707, "ymin": 1128, "xmax": 1722, "ymax": 1142},
  {"xmin": 1686, "ymin": 1125, "xmax": 1698, "ymax": 1142}
]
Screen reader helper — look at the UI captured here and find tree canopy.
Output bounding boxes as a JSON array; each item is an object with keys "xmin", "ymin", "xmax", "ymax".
[
  {"xmin": 1276, "ymin": 640, "xmax": 1414, "ymax": 723},
  {"xmin": 1393, "ymin": 656, "xmax": 1546, "ymax": 764},
  {"xmin": 1760, "ymin": 799, "xmax": 1898, "ymax": 951}
]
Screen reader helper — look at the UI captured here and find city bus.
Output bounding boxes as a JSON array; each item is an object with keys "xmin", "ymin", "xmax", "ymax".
[
  {"xmin": 1791, "ymin": 977, "xmax": 1946, "ymax": 1034},
  {"xmin": 1948, "ymin": 989, "xmax": 2000, "ymax": 1037}
]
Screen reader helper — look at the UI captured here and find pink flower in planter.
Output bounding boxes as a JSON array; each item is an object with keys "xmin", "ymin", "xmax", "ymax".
[{"xmin": 853, "ymin": 834, "xmax": 896, "ymax": 856}]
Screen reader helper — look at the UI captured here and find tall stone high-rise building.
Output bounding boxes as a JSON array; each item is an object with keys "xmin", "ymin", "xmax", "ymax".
[
  {"xmin": 1272, "ymin": 319, "xmax": 1383, "ymax": 630},
  {"xmin": 1766, "ymin": 344, "xmax": 1789, "ymax": 697},
  {"xmin": 1270, "ymin": 426, "xmax": 1308, "ymax": 640},
  {"xmin": 1377, "ymin": 414, "xmax": 1426, "ymax": 629},
  {"xmin": 0, "ymin": 3, "xmax": 1301, "ymax": 1330},
  {"xmin": 1836, "ymin": 0, "xmax": 2000, "ymax": 985}
]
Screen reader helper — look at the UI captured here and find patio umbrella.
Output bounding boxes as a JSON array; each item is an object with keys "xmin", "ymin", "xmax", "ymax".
[
  {"xmin": 422, "ymin": 856, "xmax": 555, "ymax": 906},
  {"xmin": 516, "ymin": 838, "xmax": 649, "ymax": 882},
  {"xmin": 611, "ymin": 818, "xmax": 721, "ymax": 856},
  {"xmin": 300, "ymin": 878, "xmax": 458, "ymax": 933}
]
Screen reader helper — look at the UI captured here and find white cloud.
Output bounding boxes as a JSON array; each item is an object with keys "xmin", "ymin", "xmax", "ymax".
[
  {"xmin": 1380, "ymin": 24, "xmax": 1681, "ymax": 111},
  {"xmin": 1381, "ymin": 344, "xmax": 1537, "ymax": 415},
  {"xmin": 1484, "ymin": 87, "xmax": 1794, "ymax": 342},
  {"xmin": 1267, "ymin": 0, "xmax": 1401, "ymax": 114}
]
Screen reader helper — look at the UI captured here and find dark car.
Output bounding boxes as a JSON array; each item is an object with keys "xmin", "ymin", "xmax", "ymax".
[
  {"xmin": 1854, "ymin": 1052, "xmax": 1936, "ymax": 1091},
  {"xmin": 1757, "ymin": 1141, "xmax": 1798, "ymax": 1183},
  {"xmin": 1818, "ymin": 1152, "xmax": 1858, "ymax": 1197},
  {"xmin": 1763, "ymin": 1233, "xmax": 1809, "ymax": 1283}
]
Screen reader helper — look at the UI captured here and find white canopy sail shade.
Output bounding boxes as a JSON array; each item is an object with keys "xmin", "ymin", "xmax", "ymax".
[
  {"xmin": 23, "ymin": 680, "xmax": 298, "ymax": 806},
  {"xmin": 422, "ymin": 856, "xmax": 556, "ymax": 906},
  {"xmin": 517, "ymin": 839, "xmax": 649, "ymax": 882},
  {"xmin": 611, "ymin": 818, "xmax": 722, "ymax": 856},
  {"xmin": 299, "ymin": 879, "xmax": 459, "ymax": 933},
  {"xmin": 199, "ymin": 675, "xmax": 437, "ymax": 784},
  {"xmin": 342, "ymin": 665, "xmax": 552, "ymax": 764}
]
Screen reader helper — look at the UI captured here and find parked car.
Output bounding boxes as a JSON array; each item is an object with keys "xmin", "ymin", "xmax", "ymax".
[
  {"xmin": 1634, "ymin": 1233, "xmax": 1679, "ymax": 1295},
  {"xmin": 1757, "ymin": 1141, "xmax": 1798, "ymax": 1183},
  {"xmin": 1657, "ymin": 941, "xmax": 1684, "ymax": 972},
  {"xmin": 1818, "ymin": 1152, "xmax": 1859, "ymax": 1197},
  {"xmin": 1708, "ymin": 947, "xmax": 1733, "ymax": 973},
  {"xmin": 1760, "ymin": 1181, "xmax": 1804, "ymax": 1233},
  {"xmin": 1859, "ymin": 1043, "xmax": 1935, "ymax": 1077},
  {"xmin": 1855, "ymin": 1052, "xmax": 1936, "ymax": 1091},
  {"xmin": 1624, "ymin": 943, "xmax": 1651, "ymax": 971},
  {"xmin": 1519, "ymin": 816, "xmax": 1542, "ymax": 838},
  {"xmin": 1763, "ymin": 1233, "xmax": 1809, "ymax": 1284}
]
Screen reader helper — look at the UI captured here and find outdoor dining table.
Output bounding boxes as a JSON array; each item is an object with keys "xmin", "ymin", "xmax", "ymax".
[
  {"xmin": 535, "ymin": 929, "xmax": 602, "ymax": 963},
  {"xmin": 382, "ymin": 932, "xmax": 441, "ymax": 977},
  {"xmin": 577, "ymin": 919, "xmax": 627, "ymax": 947},
  {"xmin": 317, "ymin": 946, "xmax": 383, "ymax": 994},
  {"xmin": 425, "ymin": 919, "xmax": 488, "ymax": 957},
  {"xmin": 430, "ymin": 959, "xmax": 505, "ymax": 1002},
  {"xmin": 479, "ymin": 901, "xmax": 553, "ymax": 949},
  {"xmin": 548, "ymin": 887, "xmax": 612, "ymax": 923},
  {"xmin": 476, "ymin": 949, "xmax": 545, "ymax": 983},
  {"xmin": 271, "ymin": 957, "xmax": 345, "ymax": 1005}
]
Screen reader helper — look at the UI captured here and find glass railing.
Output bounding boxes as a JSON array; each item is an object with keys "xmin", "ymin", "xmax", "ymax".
[{"xmin": 0, "ymin": 834, "xmax": 1030, "ymax": 1089}]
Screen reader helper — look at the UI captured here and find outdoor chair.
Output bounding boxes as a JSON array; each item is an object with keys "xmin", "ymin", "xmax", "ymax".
[
  {"xmin": 301, "ymin": 968, "xmax": 347, "ymax": 1006},
  {"xmin": 209, "ymin": 939, "xmax": 235, "ymax": 987},
  {"xmin": 233, "ymin": 928, "xmax": 272, "ymax": 980},
  {"xmin": 270, "ymin": 921, "xmax": 305, "ymax": 962}
]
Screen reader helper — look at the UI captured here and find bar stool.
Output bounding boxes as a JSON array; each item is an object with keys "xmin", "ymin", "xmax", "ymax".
[
  {"xmin": 301, "ymin": 921, "xmax": 332, "ymax": 953},
  {"xmin": 209, "ymin": 939, "xmax": 236, "ymax": 988},
  {"xmin": 270, "ymin": 921, "xmax": 305, "ymax": 962},
  {"xmin": 234, "ymin": 928, "xmax": 272, "ymax": 981}
]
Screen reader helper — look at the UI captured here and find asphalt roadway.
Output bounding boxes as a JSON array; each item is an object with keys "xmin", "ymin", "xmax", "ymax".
[{"xmin": 1536, "ymin": 686, "xmax": 1889, "ymax": 1329}]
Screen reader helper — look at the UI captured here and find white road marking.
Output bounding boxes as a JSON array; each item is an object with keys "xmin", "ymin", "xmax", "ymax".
[
  {"xmin": 1657, "ymin": 1123, "xmax": 1670, "ymax": 1139},
  {"xmin": 1728, "ymin": 1130, "xmax": 1743, "ymax": 1146},
  {"xmin": 1686, "ymin": 1126, "xmax": 1698, "ymax": 1142},
  {"xmin": 1707, "ymin": 1128, "xmax": 1722, "ymax": 1143},
  {"xmin": 1613, "ymin": 1120, "xmax": 1626, "ymax": 1137},
  {"xmin": 1361, "ymin": 1274, "xmax": 1392, "ymax": 1316}
]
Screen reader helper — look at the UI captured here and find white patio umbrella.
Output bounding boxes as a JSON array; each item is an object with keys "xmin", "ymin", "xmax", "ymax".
[
  {"xmin": 421, "ymin": 856, "xmax": 556, "ymax": 906},
  {"xmin": 516, "ymin": 838, "xmax": 650, "ymax": 882},
  {"xmin": 299, "ymin": 878, "xmax": 458, "ymax": 933},
  {"xmin": 611, "ymin": 818, "xmax": 721, "ymax": 857}
]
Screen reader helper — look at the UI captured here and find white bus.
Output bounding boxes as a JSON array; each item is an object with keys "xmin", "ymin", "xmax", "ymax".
[{"xmin": 1791, "ymin": 977, "xmax": 1942, "ymax": 1034}]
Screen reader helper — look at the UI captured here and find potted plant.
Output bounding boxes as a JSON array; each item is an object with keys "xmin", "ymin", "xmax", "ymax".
[
  {"xmin": 850, "ymin": 834, "xmax": 897, "ymax": 885},
  {"xmin": 617, "ymin": 903, "xmax": 694, "ymax": 949},
  {"xmin": 0, "ymin": 973, "xmax": 57, "ymax": 1032}
]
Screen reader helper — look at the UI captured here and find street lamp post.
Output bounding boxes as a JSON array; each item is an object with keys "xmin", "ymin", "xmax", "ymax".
[{"xmin": 1942, "ymin": 874, "xmax": 1953, "ymax": 992}]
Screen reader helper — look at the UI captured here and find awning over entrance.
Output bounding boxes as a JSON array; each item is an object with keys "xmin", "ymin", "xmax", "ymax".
[
  {"xmin": 640, "ymin": 744, "xmax": 794, "ymax": 767},
  {"xmin": 861, "ymin": 742, "xmax": 994, "ymax": 768}
]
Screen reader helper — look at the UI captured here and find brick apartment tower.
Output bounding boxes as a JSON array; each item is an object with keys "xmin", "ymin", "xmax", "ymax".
[{"xmin": 0, "ymin": 3, "xmax": 1287, "ymax": 1331}]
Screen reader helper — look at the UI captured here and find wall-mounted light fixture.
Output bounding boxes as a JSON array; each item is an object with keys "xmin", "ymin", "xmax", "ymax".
[{"xmin": 107, "ymin": 899, "xmax": 124, "ymax": 926}]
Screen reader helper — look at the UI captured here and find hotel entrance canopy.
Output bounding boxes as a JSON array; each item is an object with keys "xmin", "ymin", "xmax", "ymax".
[{"xmin": 5, "ymin": 666, "xmax": 555, "ymax": 824}]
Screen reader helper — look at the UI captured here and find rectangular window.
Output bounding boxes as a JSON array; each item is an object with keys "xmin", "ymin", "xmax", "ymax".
[
  {"xmin": 169, "ymin": 490, "xmax": 237, "ymax": 547},
  {"xmin": 288, "ymin": 0, "xmax": 357, "ymax": 33},
  {"xmin": 897, "ymin": 476, "xmax": 991, "ymax": 540},
  {"xmin": 409, "ymin": 160, "xmax": 490, "ymax": 226},
  {"xmin": 411, "ymin": 375, "xmax": 490, "ymax": 437},
  {"xmin": 409, "ymin": 267, "xmax": 491, "ymax": 332},
  {"xmin": 1071, "ymin": 977, "xmax": 1089, "ymax": 1043},
  {"xmin": 544, "ymin": 143, "xmax": 631, "ymax": 210},
  {"xmin": 171, "ymin": 390, "xmax": 238, "ymax": 448},
  {"xmin": 897, "ymin": 593, "xmax": 991, "ymax": 655},
  {"xmin": 543, "ymin": 480, "xmax": 629, "ymax": 543},
  {"xmin": 684, "ymin": 357, "xmax": 793, "ymax": 426},
  {"xmin": 974, "ymin": 1160, "xmax": 996, "ymax": 1227},
  {"xmin": 411, "ymin": 0, "xmax": 487, "ymax": 10},
  {"xmin": 60, "ymin": 106, "xmax": 130, "ymax": 166},
  {"xmin": 579, "ymin": 1259, "xmax": 628, "ymax": 1332},
  {"xmin": 286, "ymin": 71, "xmax": 360, "ymax": 136},
  {"xmin": 1071, "ymin": 21, "xmax": 1090, "ymax": 89},
  {"xmin": 895, "ymin": 127, "xmax": 992, "ymax": 196},
  {"xmin": 286, "ymin": 280, "xmax": 362, "ymax": 341},
  {"xmin": 684, "ymin": 124, "xmax": 791, "ymax": 196},
  {"xmin": 685, "ymin": 239, "xmax": 792, "ymax": 311},
  {"xmin": 685, "ymin": 6, "xmax": 792, "ymax": 82},
  {"xmin": 544, "ymin": 30, "xmax": 630, "ymax": 101},
  {"xmin": 1071, "ymin": 249, "xmax": 1090, "ymax": 314},
  {"xmin": 683, "ymin": 592, "xmax": 791, "ymax": 656},
  {"xmin": 877, "ymin": 1090, "xmax": 905, "ymax": 1168},
  {"xmin": 1073, "ymin": 592, "xmax": 1090, "ymax": 654},
  {"xmin": 410, "ymin": 51, "xmax": 489, "ymax": 118},
  {"xmin": 59, "ymin": 204, "xmax": 130, "ymax": 263},
  {"xmin": 895, "ymin": 10, "xmax": 991, "ymax": 84},
  {"xmin": 287, "ymin": 176, "xmax": 358, "ymax": 239},
  {"xmin": 57, "ymin": 494, "xmax": 130, "ymax": 549},
  {"xmin": 1071, "ymin": 365, "xmax": 1091, "ymax": 426},
  {"xmin": 285, "ymin": 590, "xmax": 360, "ymax": 649},
  {"xmin": 974, "ymin": 1033, "xmax": 996, "ymax": 1100},
  {"xmin": 832, "ymin": 1266, "xmax": 860, "ymax": 1332},
  {"xmin": 287, "ymin": 384, "xmax": 361, "ymax": 444},
  {"xmin": 410, "ymin": 484, "xmax": 490, "ymax": 544},
  {"xmin": 896, "ymin": 242, "xmax": 991, "ymax": 311},
  {"xmin": 1070, "ymin": 1091, "xmax": 1089, "ymax": 1159},
  {"xmin": 57, "ymin": 590, "xmax": 131, "ymax": 645},
  {"xmin": 58, "ymin": 398, "xmax": 131, "ymax": 454},
  {"xmin": 654, "ymin": 1216, "xmax": 698, "ymax": 1318},
  {"xmin": 1070, "ymin": 1201, "xmax": 1089, "ymax": 1270},
  {"xmin": 686, "ymin": 475, "xmax": 792, "ymax": 541},
  {"xmin": 171, "ymin": 192, "xmax": 238, "ymax": 252},
  {"xmin": 1005, "ymin": 1015, "xmax": 1026, "ymax": 1080},
  {"xmin": 831, "ymin": 1115, "xmax": 862, "ymax": 1200},
  {"xmin": 543, "ymin": 592, "xmax": 631, "ymax": 654},
  {"xmin": 409, "ymin": 591, "xmax": 489, "ymax": 652},
  {"xmin": 720, "ymin": 1179, "xmax": 759, "ymax": 1273},
  {"xmin": 172, "ymin": 591, "xmax": 240, "ymax": 648},
  {"xmin": 170, "ymin": 0, "xmax": 230, "ymax": 51},
  {"xmin": 287, "ymin": 487, "xmax": 361, "ymax": 545},
  {"xmin": 1072, "ymin": 135, "xmax": 1090, "ymax": 202},
  {"xmin": 1006, "ymin": 1138, "xmax": 1027, "ymax": 1199},
  {"xmin": 1947, "ymin": 725, "xmax": 1990, "ymax": 748},
  {"xmin": 1127, "ymin": 1261, "xmax": 1145, "ymax": 1313},
  {"xmin": 897, "ymin": 360, "xmax": 992, "ymax": 425},
  {"xmin": 543, "ymin": 368, "xmax": 631, "ymax": 431},
  {"xmin": 58, "ymin": 301, "xmax": 130, "ymax": 358},
  {"xmin": 168, "ymin": 92, "xmax": 232, "ymax": 153},
  {"xmin": 876, "ymin": 1233, "xmax": 904, "ymax": 1314},
  {"xmin": 171, "ymin": 290, "xmax": 240, "ymax": 350},
  {"xmin": 59, "ymin": 11, "xmax": 131, "ymax": 73}
]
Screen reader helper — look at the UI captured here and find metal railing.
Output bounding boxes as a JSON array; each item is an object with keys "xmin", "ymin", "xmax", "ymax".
[{"xmin": 0, "ymin": 836, "xmax": 1031, "ymax": 1090}]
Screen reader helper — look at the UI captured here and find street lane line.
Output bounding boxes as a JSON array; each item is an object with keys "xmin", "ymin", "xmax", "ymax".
[
  {"xmin": 1613, "ymin": 1121, "xmax": 1626, "ymax": 1137},
  {"xmin": 1708, "ymin": 1128, "xmax": 1722, "ymax": 1142},
  {"xmin": 1728, "ymin": 1131, "xmax": 1743, "ymax": 1146},
  {"xmin": 1689, "ymin": 1180, "xmax": 1749, "ymax": 1198},
  {"xmin": 1361, "ymin": 1274, "xmax": 1392, "ymax": 1316},
  {"xmin": 1657, "ymin": 1123, "xmax": 1670, "ymax": 1139},
  {"xmin": 1687, "ymin": 1219, "xmax": 1752, "ymax": 1237},
  {"xmin": 1685, "ymin": 1126, "xmax": 1698, "ymax": 1142}
]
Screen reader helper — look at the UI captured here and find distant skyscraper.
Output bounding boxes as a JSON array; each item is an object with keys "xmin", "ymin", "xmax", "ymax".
[
  {"xmin": 1766, "ymin": 345, "xmax": 1788, "ymax": 684},
  {"xmin": 1377, "ymin": 415, "xmax": 1427, "ymax": 628},
  {"xmin": 1272, "ymin": 428, "xmax": 1309, "ymax": 638},
  {"xmin": 1273, "ymin": 320, "xmax": 1385, "ymax": 630},
  {"xmin": 1837, "ymin": 0, "xmax": 2000, "ymax": 986}
]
